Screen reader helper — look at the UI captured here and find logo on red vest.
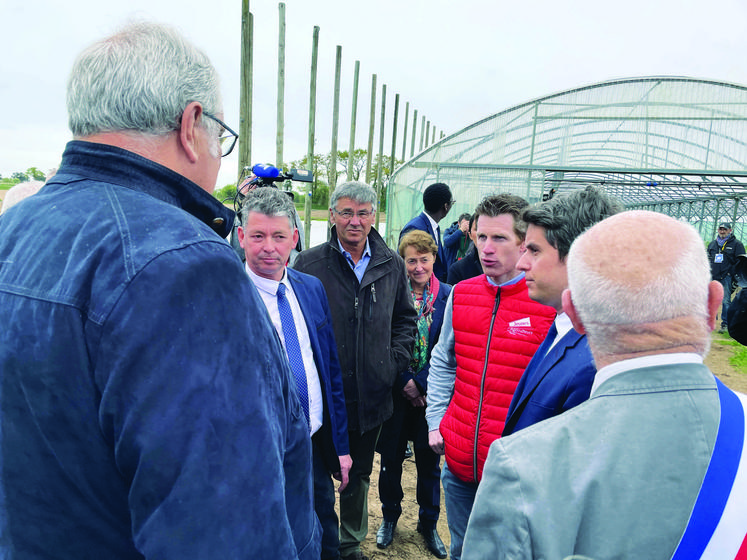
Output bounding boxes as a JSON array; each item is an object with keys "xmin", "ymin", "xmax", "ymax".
[{"xmin": 508, "ymin": 317, "xmax": 533, "ymax": 336}]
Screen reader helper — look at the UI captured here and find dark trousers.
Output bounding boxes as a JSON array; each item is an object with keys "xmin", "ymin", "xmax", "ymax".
[
  {"xmin": 339, "ymin": 425, "xmax": 381, "ymax": 556},
  {"xmin": 377, "ymin": 401, "xmax": 441, "ymax": 528},
  {"xmin": 313, "ymin": 438, "xmax": 340, "ymax": 560},
  {"xmin": 721, "ymin": 274, "xmax": 736, "ymax": 327}
]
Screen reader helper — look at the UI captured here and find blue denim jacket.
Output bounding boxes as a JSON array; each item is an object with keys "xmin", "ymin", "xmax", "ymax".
[{"xmin": 0, "ymin": 141, "xmax": 319, "ymax": 559}]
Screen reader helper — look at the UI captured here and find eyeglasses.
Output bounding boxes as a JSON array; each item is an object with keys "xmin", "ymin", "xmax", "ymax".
[
  {"xmin": 333, "ymin": 208, "xmax": 374, "ymax": 220},
  {"xmin": 203, "ymin": 112, "xmax": 239, "ymax": 157}
]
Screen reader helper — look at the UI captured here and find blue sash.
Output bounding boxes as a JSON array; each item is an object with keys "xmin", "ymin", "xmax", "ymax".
[{"xmin": 671, "ymin": 378, "xmax": 747, "ymax": 559}]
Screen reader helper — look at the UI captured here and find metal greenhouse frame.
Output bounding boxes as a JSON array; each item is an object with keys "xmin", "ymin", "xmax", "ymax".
[{"xmin": 386, "ymin": 77, "xmax": 747, "ymax": 246}]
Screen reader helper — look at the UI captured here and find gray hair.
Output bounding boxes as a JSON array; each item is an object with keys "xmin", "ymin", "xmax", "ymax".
[
  {"xmin": 239, "ymin": 187, "xmax": 296, "ymax": 230},
  {"xmin": 523, "ymin": 185, "xmax": 623, "ymax": 260},
  {"xmin": 67, "ymin": 22, "xmax": 222, "ymax": 138},
  {"xmin": 568, "ymin": 213, "xmax": 711, "ymax": 349},
  {"xmin": 329, "ymin": 181, "xmax": 377, "ymax": 210}
]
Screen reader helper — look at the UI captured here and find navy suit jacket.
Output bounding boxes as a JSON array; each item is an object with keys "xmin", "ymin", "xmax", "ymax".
[
  {"xmin": 400, "ymin": 212, "xmax": 448, "ymax": 282},
  {"xmin": 286, "ymin": 268, "xmax": 349, "ymax": 468},
  {"xmin": 446, "ymin": 245, "xmax": 482, "ymax": 285},
  {"xmin": 502, "ymin": 326, "xmax": 596, "ymax": 437}
]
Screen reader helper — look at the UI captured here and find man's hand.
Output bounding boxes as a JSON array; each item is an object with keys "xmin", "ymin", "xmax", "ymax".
[
  {"xmin": 402, "ymin": 379, "xmax": 426, "ymax": 407},
  {"xmin": 428, "ymin": 429, "xmax": 445, "ymax": 455},
  {"xmin": 402, "ymin": 379, "xmax": 421, "ymax": 400},
  {"xmin": 333, "ymin": 454, "xmax": 353, "ymax": 493}
]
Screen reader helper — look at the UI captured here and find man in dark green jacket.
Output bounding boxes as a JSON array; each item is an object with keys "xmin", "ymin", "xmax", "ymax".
[{"xmin": 294, "ymin": 181, "xmax": 417, "ymax": 560}]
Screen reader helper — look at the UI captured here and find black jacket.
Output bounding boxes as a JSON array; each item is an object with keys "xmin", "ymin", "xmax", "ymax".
[
  {"xmin": 293, "ymin": 226, "xmax": 417, "ymax": 433},
  {"xmin": 446, "ymin": 245, "xmax": 483, "ymax": 285},
  {"xmin": 707, "ymin": 234, "xmax": 745, "ymax": 281}
]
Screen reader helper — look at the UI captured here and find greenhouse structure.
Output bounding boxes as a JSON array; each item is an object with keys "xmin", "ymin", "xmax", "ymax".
[{"xmin": 386, "ymin": 77, "xmax": 747, "ymax": 247}]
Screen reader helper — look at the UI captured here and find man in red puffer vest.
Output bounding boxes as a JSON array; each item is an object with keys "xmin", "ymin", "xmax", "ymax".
[{"xmin": 425, "ymin": 193, "xmax": 555, "ymax": 560}]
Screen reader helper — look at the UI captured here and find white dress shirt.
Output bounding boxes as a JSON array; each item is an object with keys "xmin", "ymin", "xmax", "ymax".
[
  {"xmin": 246, "ymin": 264, "xmax": 324, "ymax": 435},
  {"xmin": 546, "ymin": 312, "xmax": 574, "ymax": 354},
  {"xmin": 426, "ymin": 212, "xmax": 441, "ymax": 248}
]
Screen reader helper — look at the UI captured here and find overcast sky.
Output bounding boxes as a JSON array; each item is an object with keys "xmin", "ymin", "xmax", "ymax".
[{"xmin": 3, "ymin": 0, "xmax": 747, "ymax": 187}]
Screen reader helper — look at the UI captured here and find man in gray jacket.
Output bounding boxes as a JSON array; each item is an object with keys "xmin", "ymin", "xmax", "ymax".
[
  {"xmin": 294, "ymin": 181, "xmax": 417, "ymax": 560},
  {"xmin": 463, "ymin": 210, "xmax": 747, "ymax": 559}
]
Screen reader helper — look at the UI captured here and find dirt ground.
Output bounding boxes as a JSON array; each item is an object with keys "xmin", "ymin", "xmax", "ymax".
[{"xmin": 347, "ymin": 331, "xmax": 747, "ymax": 560}]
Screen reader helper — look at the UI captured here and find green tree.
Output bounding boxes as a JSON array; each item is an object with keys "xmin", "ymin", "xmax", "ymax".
[
  {"xmin": 26, "ymin": 167, "xmax": 46, "ymax": 181},
  {"xmin": 213, "ymin": 184, "xmax": 238, "ymax": 205},
  {"xmin": 370, "ymin": 154, "xmax": 402, "ymax": 211},
  {"xmin": 287, "ymin": 154, "xmax": 330, "ymax": 205},
  {"xmin": 11, "ymin": 171, "xmax": 29, "ymax": 182},
  {"xmin": 288, "ymin": 149, "xmax": 403, "ymax": 209},
  {"xmin": 336, "ymin": 149, "xmax": 368, "ymax": 181}
]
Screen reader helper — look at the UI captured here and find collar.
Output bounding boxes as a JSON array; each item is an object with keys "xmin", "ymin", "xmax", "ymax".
[
  {"xmin": 554, "ymin": 312, "xmax": 573, "ymax": 338},
  {"xmin": 591, "ymin": 353, "xmax": 704, "ymax": 396},
  {"xmin": 486, "ymin": 271, "xmax": 525, "ymax": 287},
  {"xmin": 425, "ymin": 212, "xmax": 440, "ymax": 237},
  {"xmin": 55, "ymin": 140, "xmax": 234, "ymax": 238},
  {"xmin": 336, "ymin": 236, "xmax": 372, "ymax": 261},
  {"xmin": 245, "ymin": 264, "xmax": 288, "ymax": 297}
]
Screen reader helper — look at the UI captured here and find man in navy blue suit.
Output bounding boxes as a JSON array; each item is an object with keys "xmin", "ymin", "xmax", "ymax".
[
  {"xmin": 238, "ymin": 187, "xmax": 351, "ymax": 560},
  {"xmin": 503, "ymin": 186, "xmax": 622, "ymax": 437},
  {"xmin": 400, "ymin": 183, "xmax": 454, "ymax": 282}
]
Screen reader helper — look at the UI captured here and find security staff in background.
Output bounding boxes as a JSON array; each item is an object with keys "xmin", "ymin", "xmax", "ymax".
[{"xmin": 707, "ymin": 222, "xmax": 745, "ymax": 332}]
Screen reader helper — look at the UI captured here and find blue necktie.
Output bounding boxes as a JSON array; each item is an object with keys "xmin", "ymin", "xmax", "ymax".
[
  {"xmin": 543, "ymin": 322, "xmax": 559, "ymax": 358},
  {"xmin": 276, "ymin": 283, "xmax": 310, "ymax": 426}
]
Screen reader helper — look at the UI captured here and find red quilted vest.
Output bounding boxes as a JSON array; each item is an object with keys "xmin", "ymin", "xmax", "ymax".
[{"xmin": 440, "ymin": 274, "xmax": 555, "ymax": 483}]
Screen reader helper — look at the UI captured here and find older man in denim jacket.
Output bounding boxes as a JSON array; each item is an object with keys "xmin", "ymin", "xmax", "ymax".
[{"xmin": 0, "ymin": 23, "xmax": 318, "ymax": 559}]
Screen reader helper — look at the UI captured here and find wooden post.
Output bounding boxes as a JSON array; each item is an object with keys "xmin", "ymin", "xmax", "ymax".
[
  {"xmin": 329, "ymin": 45, "xmax": 342, "ymax": 200},
  {"xmin": 425, "ymin": 120, "xmax": 431, "ymax": 148},
  {"xmin": 388, "ymin": 93, "xmax": 400, "ymax": 230},
  {"xmin": 410, "ymin": 109, "xmax": 417, "ymax": 158},
  {"xmin": 365, "ymin": 74, "xmax": 377, "ymax": 185},
  {"xmin": 238, "ymin": 1, "xmax": 253, "ymax": 180},
  {"xmin": 419, "ymin": 115, "xmax": 426, "ymax": 152},
  {"xmin": 401, "ymin": 101, "xmax": 409, "ymax": 162},
  {"xmin": 304, "ymin": 26, "xmax": 319, "ymax": 249},
  {"xmin": 276, "ymin": 2, "xmax": 285, "ymax": 168},
  {"xmin": 347, "ymin": 61, "xmax": 360, "ymax": 181},
  {"xmin": 375, "ymin": 83, "xmax": 386, "ymax": 229}
]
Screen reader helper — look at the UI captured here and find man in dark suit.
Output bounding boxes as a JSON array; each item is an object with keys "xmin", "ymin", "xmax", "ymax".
[
  {"xmin": 446, "ymin": 214, "xmax": 482, "ymax": 285},
  {"xmin": 237, "ymin": 187, "xmax": 351, "ymax": 560},
  {"xmin": 400, "ymin": 182, "xmax": 454, "ymax": 282},
  {"xmin": 503, "ymin": 186, "xmax": 622, "ymax": 436}
]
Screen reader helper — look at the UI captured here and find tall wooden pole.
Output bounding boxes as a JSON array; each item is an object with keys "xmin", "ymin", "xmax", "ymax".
[
  {"xmin": 375, "ymin": 83, "xmax": 386, "ymax": 228},
  {"xmin": 410, "ymin": 109, "xmax": 418, "ymax": 158},
  {"xmin": 238, "ymin": 1, "xmax": 253, "ymax": 180},
  {"xmin": 304, "ymin": 26, "xmax": 319, "ymax": 249},
  {"xmin": 347, "ymin": 61, "xmax": 360, "ymax": 181},
  {"xmin": 419, "ymin": 115, "xmax": 426, "ymax": 152},
  {"xmin": 276, "ymin": 2, "xmax": 285, "ymax": 168},
  {"xmin": 387, "ymin": 93, "xmax": 400, "ymax": 230},
  {"xmin": 401, "ymin": 101, "xmax": 409, "ymax": 162},
  {"xmin": 365, "ymin": 74, "xmax": 377, "ymax": 185},
  {"xmin": 425, "ymin": 120, "xmax": 431, "ymax": 148},
  {"xmin": 329, "ymin": 45, "xmax": 342, "ymax": 200}
]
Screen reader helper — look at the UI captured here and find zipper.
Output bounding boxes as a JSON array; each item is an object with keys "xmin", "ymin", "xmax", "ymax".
[
  {"xmin": 473, "ymin": 286, "xmax": 501, "ymax": 482},
  {"xmin": 369, "ymin": 283, "xmax": 376, "ymax": 318}
]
